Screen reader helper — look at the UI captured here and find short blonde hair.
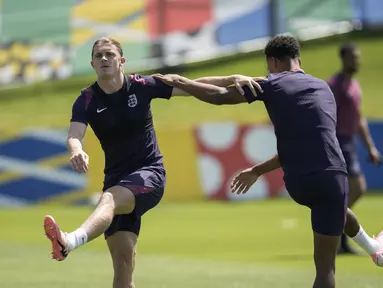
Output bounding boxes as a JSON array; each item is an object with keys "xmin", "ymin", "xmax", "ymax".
[{"xmin": 91, "ymin": 37, "xmax": 123, "ymax": 58}]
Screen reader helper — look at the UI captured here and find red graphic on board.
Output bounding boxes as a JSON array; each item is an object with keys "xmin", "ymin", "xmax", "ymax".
[
  {"xmin": 146, "ymin": 0, "xmax": 213, "ymax": 37},
  {"xmin": 194, "ymin": 124, "xmax": 286, "ymax": 201}
]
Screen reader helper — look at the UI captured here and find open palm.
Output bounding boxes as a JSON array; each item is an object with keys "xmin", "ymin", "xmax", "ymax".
[{"xmin": 230, "ymin": 168, "xmax": 260, "ymax": 195}]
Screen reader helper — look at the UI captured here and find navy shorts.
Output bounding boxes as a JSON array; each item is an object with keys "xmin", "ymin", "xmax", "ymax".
[
  {"xmin": 337, "ymin": 135, "xmax": 361, "ymax": 177},
  {"xmin": 102, "ymin": 167, "xmax": 165, "ymax": 238},
  {"xmin": 285, "ymin": 171, "xmax": 349, "ymax": 236}
]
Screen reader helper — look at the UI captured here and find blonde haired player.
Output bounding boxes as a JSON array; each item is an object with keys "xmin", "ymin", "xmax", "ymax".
[{"xmin": 43, "ymin": 37, "xmax": 262, "ymax": 288}]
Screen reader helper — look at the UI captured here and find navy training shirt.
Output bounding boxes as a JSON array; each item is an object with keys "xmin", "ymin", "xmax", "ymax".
[
  {"xmin": 243, "ymin": 70, "xmax": 347, "ymax": 179},
  {"xmin": 70, "ymin": 74, "xmax": 173, "ymax": 184}
]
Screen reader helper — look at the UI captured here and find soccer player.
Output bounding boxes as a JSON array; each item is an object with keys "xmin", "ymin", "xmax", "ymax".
[
  {"xmin": 328, "ymin": 43, "xmax": 381, "ymax": 254},
  {"xmin": 153, "ymin": 35, "xmax": 383, "ymax": 288},
  {"xmin": 42, "ymin": 37, "xmax": 261, "ymax": 288}
]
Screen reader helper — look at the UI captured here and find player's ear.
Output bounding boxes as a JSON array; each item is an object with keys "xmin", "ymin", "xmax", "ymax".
[
  {"xmin": 120, "ymin": 57, "xmax": 126, "ymax": 65},
  {"xmin": 298, "ymin": 58, "xmax": 302, "ymax": 66},
  {"xmin": 91, "ymin": 60, "xmax": 95, "ymax": 70}
]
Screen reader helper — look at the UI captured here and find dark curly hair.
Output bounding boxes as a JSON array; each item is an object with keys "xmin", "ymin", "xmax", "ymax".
[{"xmin": 264, "ymin": 35, "xmax": 300, "ymax": 60}]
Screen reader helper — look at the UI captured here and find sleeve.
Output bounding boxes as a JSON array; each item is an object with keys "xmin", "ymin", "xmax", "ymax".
[
  {"xmin": 136, "ymin": 75, "xmax": 174, "ymax": 100},
  {"xmin": 70, "ymin": 93, "xmax": 89, "ymax": 125},
  {"xmin": 242, "ymin": 80, "xmax": 268, "ymax": 104}
]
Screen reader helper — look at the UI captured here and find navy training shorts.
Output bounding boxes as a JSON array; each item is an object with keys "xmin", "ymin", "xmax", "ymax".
[
  {"xmin": 102, "ymin": 167, "xmax": 165, "ymax": 238},
  {"xmin": 285, "ymin": 171, "xmax": 349, "ymax": 236},
  {"xmin": 337, "ymin": 135, "xmax": 362, "ymax": 177}
]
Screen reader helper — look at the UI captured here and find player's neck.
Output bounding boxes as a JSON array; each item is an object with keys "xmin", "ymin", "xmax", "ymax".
[
  {"xmin": 289, "ymin": 67, "xmax": 302, "ymax": 72},
  {"xmin": 97, "ymin": 72, "xmax": 125, "ymax": 94},
  {"xmin": 279, "ymin": 61, "xmax": 301, "ymax": 73},
  {"xmin": 341, "ymin": 69, "xmax": 354, "ymax": 79}
]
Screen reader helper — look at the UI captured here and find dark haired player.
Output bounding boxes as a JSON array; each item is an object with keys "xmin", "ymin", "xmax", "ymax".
[
  {"xmin": 42, "ymin": 37, "xmax": 260, "ymax": 288},
  {"xmin": 328, "ymin": 43, "xmax": 381, "ymax": 254},
  {"xmin": 153, "ymin": 35, "xmax": 383, "ymax": 288}
]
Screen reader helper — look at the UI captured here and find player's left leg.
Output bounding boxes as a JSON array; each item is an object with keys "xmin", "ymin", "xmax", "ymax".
[
  {"xmin": 104, "ymin": 185, "xmax": 164, "ymax": 288},
  {"xmin": 107, "ymin": 231, "xmax": 138, "ymax": 288}
]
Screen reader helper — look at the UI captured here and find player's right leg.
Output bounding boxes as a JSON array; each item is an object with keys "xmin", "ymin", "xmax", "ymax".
[
  {"xmin": 309, "ymin": 172, "xmax": 348, "ymax": 288},
  {"xmin": 44, "ymin": 185, "xmax": 136, "ymax": 261},
  {"xmin": 286, "ymin": 172, "xmax": 345, "ymax": 288}
]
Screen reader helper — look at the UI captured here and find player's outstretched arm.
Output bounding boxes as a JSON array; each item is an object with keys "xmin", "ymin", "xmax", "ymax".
[
  {"xmin": 193, "ymin": 75, "xmax": 237, "ymax": 87},
  {"xmin": 154, "ymin": 74, "xmax": 259, "ymax": 105},
  {"xmin": 67, "ymin": 122, "xmax": 89, "ymax": 173},
  {"xmin": 194, "ymin": 74, "xmax": 262, "ymax": 88},
  {"xmin": 169, "ymin": 74, "xmax": 264, "ymax": 98},
  {"xmin": 195, "ymin": 74, "xmax": 264, "ymax": 95}
]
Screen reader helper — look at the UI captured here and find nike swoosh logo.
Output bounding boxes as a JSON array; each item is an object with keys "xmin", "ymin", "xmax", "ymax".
[{"xmin": 97, "ymin": 107, "xmax": 107, "ymax": 113}]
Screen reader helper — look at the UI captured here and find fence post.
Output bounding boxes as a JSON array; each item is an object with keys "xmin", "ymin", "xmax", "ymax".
[
  {"xmin": 269, "ymin": 0, "xmax": 280, "ymax": 37},
  {"xmin": 152, "ymin": 0, "xmax": 167, "ymax": 70}
]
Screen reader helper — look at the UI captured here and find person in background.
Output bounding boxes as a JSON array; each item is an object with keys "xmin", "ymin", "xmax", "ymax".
[{"xmin": 328, "ymin": 43, "xmax": 381, "ymax": 255}]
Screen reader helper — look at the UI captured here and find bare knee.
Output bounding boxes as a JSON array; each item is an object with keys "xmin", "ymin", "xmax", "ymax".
[
  {"xmin": 91, "ymin": 192, "xmax": 116, "ymax": 224},
  {"xmin": 103, "ymin": 186, "xmax": 136, "ymax": 215}
]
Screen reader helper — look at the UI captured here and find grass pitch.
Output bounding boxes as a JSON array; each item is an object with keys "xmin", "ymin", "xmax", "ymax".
[{"xmin": 1, "ymin": 196, "xmax": 383, "ymax": 287}]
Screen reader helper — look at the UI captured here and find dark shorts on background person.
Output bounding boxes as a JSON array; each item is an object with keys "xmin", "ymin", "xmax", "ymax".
[
  {"xmin": 285, "ymin": 171, "xmax": 349, "ymax": 236},
  {"xmin": 102, "ymin": 167, "xmax": 165, "ymax": 238},
  {"xmin": 337, "ymin": 135, "xmax": 362, "ymax": 177}
]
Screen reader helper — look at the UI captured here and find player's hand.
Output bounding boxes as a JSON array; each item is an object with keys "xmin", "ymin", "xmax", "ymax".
[
  {"xmin": 368, "ymin": 147, "xmax": 381, "ymax": 165},
  {"xmin": 152, "ymin": 73, "xmax": 180, "ymax": 86},
  {"xmin": 230, "ymin": 167, "xmax": 260, "ymax": 194},
  {"xmin": 70, "ymin": 149, "xmax": 89, "ymax": 173},
  {"xmin": 231, "ymin": 74, "xmax": 265, "ymax": 96}
]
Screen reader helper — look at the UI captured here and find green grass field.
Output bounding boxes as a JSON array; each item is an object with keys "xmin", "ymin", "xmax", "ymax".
[{"xmin": 1, "ymin": 196, "xmax": 383, "ymax": 287}]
